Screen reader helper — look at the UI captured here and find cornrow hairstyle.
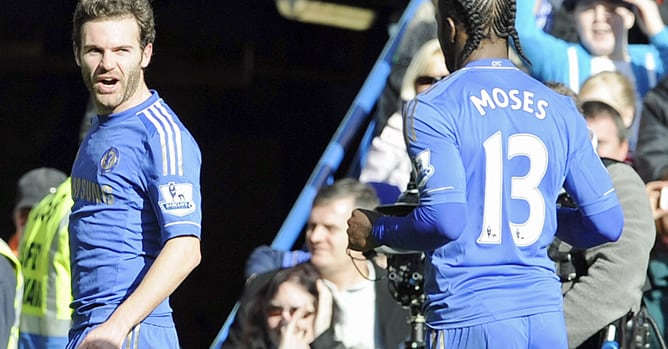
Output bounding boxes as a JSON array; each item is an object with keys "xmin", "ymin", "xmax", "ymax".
[{"xmin": 438, "ymin": 0, "xmax": 529, "ymax": 66}]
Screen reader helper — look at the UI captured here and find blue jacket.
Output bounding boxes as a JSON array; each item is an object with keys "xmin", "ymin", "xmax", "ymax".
[{"xmin": 516, "ymin": 0, "xmax": 668, "ymax": 96}]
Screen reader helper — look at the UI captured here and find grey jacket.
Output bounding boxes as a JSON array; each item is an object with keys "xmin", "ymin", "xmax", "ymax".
[{"xmin": 558, "ymin": 162, "xmax": 656, "ymax": 347}]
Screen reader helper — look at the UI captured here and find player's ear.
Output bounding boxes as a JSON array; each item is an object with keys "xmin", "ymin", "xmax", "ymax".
[
  {"xmin": 445, "ymin": 17, "xmax": 457, "ymax": 45},
  {"xmin": 74, "ymin": 47, "xmax": 81, "ymax": 67},
  {"xmin": 141, "ymin": 43, "xmax": 153, "ymax": 69}
]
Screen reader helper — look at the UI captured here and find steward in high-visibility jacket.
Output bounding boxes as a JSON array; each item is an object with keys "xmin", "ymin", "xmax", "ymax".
[
  {"xmin": 0, "ymin": 238, "xmax": 22, "ymax": 349},
  {"xmin": 18, "ymin": 178, "xmax": 72, "ymax": 349}
]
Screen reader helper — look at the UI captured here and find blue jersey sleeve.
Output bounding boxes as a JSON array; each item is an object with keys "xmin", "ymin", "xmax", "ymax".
[
  {"xmin": 372, "ymin": 100, "xmax": 468, "ymax": 251},
  {"xmin": 144, "ymin": 114, "xmax": 203, "ymax": 243},
  {"xmin": 559, "ymin": 112, "xmax": 623, "ymax": 247}
]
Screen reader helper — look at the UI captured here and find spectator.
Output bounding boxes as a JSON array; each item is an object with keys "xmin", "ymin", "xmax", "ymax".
[
  {"xmin": 578, "ymin": 71, "xmax": 640, "ymax": 156},
  {"xmin": 375, "ymin": 0, "xmax": 437, "ymax": 133},
  {"xmin": 360, "ymin": 38, "xmax": 449, "ymax": 192},
  {"xmin": 581, "ymin": 100, "xmax": 630, "ymax": 161},
  {"xmin": 224, "ymin": 178, "xmax": 409, "ymax": 349},
  {"xmin": 227, "ymin": 262, "xmax": 343, "ymax": 349},
  {"xmin": 516, "ymin": 0, "xmax": 668, "ymax": 97},
  {"xmin": 635, "ymin": 74, "xmax": 668, "ymax": 182}
]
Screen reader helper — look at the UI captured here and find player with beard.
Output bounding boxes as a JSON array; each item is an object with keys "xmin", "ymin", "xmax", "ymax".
[{"xmin": 68, "ymin": 0, "xmax": 202, "ymax": 348}]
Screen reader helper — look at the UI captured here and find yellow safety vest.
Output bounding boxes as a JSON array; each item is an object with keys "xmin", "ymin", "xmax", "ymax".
[
  {"xmin": 0, "ymin": 238, "xmax": 22, "ymax": 349},
  {"xmin": 18, "ymin": 178, "xmax": 73, "ymax": 341}
]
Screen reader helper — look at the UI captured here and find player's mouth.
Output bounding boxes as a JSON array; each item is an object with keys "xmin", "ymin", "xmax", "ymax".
[{"xmin": 96, "ymin": 77, "xmax": 120, "ymax": 93}]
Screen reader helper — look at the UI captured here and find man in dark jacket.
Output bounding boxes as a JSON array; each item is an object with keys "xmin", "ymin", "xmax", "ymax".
[{"xmin": 222, "ymin": 179, "xmax": 409, "ymax": 349}]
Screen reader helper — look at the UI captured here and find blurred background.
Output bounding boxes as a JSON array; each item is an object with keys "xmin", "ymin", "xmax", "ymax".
[{"xmin": 1, "ymin": 1, "xmax": 409, "ymax": 347}]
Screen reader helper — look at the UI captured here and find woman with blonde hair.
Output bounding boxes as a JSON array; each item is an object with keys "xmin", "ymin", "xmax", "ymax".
[
  {"xmin": 360, "ymin": 38, "xmax": 449, "ymax": 192},
  {"xmin": 579, "ymin": 71, "xmax": 640, "ymax": 157}
]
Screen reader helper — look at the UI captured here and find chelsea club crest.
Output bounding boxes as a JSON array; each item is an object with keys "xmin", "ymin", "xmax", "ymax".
[{"xmin": 100, "ymin": 147, "xmax": 119, "ymax": 173}]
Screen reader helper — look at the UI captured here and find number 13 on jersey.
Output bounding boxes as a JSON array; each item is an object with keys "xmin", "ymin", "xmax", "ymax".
[{"xmin": 478, "ymin": 131, "xmax": 548, "ymax": 247}]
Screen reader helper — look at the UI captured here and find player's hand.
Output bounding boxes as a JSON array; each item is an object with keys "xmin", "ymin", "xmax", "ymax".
[
  {"xmin": 347, "ymin": 209, "xmax": 382, "ymax": 252},
  {"xmin": 76, "ymin": 321, "xmax": 127, "ymax": 349}
]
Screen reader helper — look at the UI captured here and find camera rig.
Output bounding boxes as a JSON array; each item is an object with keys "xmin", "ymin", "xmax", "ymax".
[{"xmin": 375, "ymin": 185, "xmax": 427, "ymax": 349}]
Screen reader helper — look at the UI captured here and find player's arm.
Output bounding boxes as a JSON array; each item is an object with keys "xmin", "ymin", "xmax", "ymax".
[
  {"xmin": 555, "ymin": 206, "xmax": 622, "ymax": 248},
  {"xmin": 558, "ymin": 148, "xmax": 623, "ymax": 249},
  {"xmin": 77, "ymin": 236, "xmax": 201, "ymax": 348},
  {"xmin": 369, "ymin": 101, "xmax": 468, "ymax": 251}
]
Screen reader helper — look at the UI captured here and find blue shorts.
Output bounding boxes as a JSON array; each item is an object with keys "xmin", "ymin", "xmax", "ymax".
[
  {"xmin": 426, "ymin": 311, "xmax": 568, "ymax": 349},
  {"xmin": 67, "ymin": 322, "xmax": 180, "ymax": 349}
]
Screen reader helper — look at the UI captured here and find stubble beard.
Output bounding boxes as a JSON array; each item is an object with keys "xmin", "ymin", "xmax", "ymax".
[{"xmin": 85, "ymin": 64, "xmax": 144, "ymax": 116}]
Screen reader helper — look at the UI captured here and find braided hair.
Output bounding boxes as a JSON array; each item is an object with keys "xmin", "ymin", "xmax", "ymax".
[{"xmin": 438, "ymin": 0, "xmax": 529, "ymax": 66}]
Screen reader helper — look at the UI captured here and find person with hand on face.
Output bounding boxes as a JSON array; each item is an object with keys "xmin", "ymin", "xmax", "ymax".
[
  {"xmin": 224, "ymin": 179, "xmax": 409, "ymax": 349},
  {"xmin": 347, "ymin": 0, "xmax": 624, "ymax": 347},
  {"xmin": 67, "ymin": 0, "xmax": 202, "ymax": 348},
  {"xmin": 232, "ymin": 262, "xmax": 344, "ymax": 349}
]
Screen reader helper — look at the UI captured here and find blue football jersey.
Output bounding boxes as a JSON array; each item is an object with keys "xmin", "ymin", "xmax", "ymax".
[
  {"xmin": 69, "ymin": 91, "xmax": 202, "ymax": 328},
  {"xmin": 374, "ymin": 59, "xmax": 619, "ymax": 328}
]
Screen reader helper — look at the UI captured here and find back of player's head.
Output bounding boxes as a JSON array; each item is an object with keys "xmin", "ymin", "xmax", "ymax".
[
  {"xmin": 436, "ymin": 0, "xmax": 527, "ymax": 65},
  {"xmin": 72, "ymin": 0, "xmax": 156, "ymax": 51},
  {"xmin": 313, "ymin": 178, "xmax": 380, "ymax": 211}
]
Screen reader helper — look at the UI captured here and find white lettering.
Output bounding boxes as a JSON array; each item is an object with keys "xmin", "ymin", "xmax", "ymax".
[
  {"xmin": 469, "ymin": 88, "xmax": 548, "ymax": 120},
  {"xmin": 535, "ymin": 100, "xmax": 548, "ymax": 119},
  {"xmin": 470, "ymin": 89, "xmax": 495, "ymax": 116},
  {"xmin": 509, "ymin": 90, "xmax": 522, "ymax": 110},
  {"xmin": 523, "ymin": 91, "xmax": 535, "ymax": 114},
  {"xmin": 492, "ymin": 88, "xmax": 509, "ymax": 108}
]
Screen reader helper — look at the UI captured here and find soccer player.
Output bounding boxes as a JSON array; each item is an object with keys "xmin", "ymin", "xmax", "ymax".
[
  {"xmin": 346, "ymin": 0, "xmax": 624, "ymax": 347},
  {"xmin": 67, "ymin": 0, "xmax": 202, "ymax": 348}
]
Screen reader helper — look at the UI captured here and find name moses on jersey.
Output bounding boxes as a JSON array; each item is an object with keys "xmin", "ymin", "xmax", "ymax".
[{"xmin": 470, "ymin": 88, "xmax": 549, "ymax": 119}]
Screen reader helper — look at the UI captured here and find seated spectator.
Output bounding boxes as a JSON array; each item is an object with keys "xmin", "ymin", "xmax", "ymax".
[
  {"xmin": 228, "ymin": 262, "xmax": 343, "ymax": 349},
  {"xmin": 516, "ymin": 0, "xmax": 668, "ymax": 97},
  {"xmin": 581, "ymin": 100, "xmax": 630, "ymax": 161},
  {"xmin": 579, "ymin": 71, "xmax": 640, "ymax": 156},
  {"xmin": 375, "ymin": 0, "xmax": 437, "ymax": 133},
  {"xmin": 360, "ymin": 38, "xmax": 449, "ymax": 192},
  {"xmin": 224, "ymin": 179, "xmax": 409, "ymax": 349}
]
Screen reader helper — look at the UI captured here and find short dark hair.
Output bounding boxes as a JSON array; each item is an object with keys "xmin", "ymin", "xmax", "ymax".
[
  {"xmin": 581, "ymin": 100, "xmax": 628, "ymax": 142},
  {"xmin": 72, "ymin": 0, "xmax": 156, "ymax": 51},
  {"xmin": 313, "ymin": 178, "xmax": 380, "ymax": 211}
]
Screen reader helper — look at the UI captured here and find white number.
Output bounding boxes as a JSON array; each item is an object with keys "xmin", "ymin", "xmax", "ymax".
[{"xmin": 477, "ymin": 132, "xmax": 548, "ymax": 246}]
